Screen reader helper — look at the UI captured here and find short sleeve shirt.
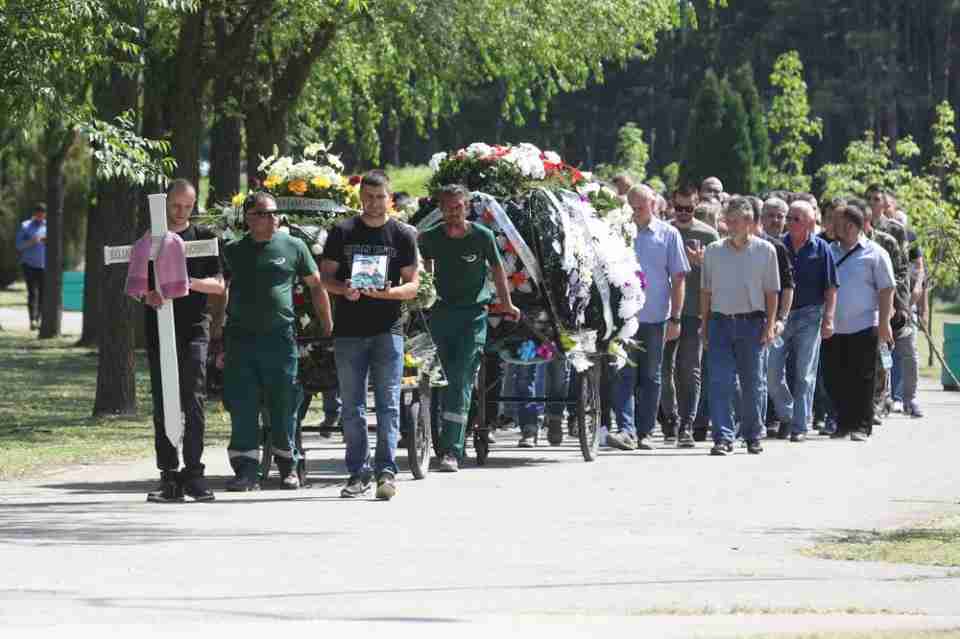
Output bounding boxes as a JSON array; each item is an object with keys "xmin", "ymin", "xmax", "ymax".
[
  {"xmin": 419, "ymin": 222, "xmax": 502, "ymax": 307},
  {"xmin": 223, "ymin": 232, "xmax": 317, "ymax": 335},
  {"xmin": 633, "ymin": 216, "xmax": 690, "ymax": 323},
  {"xmin": 145, "ymin": 225, "xmax": 223, "ymax": 347},
  {"xmin": 672, "ymin": 219, "xmax": 720, "ymax": 318},
  {"xmin": 322, "ymin": 216, "xmax": 418, "ymax": 338},
  {"xmin": 702, "ymin": 236, "xmax": 780, "ymax": 315},
  {"xmin": 831, "ymin": 236, "xmax": 896, "ymax": 335},
  {"xmin": 783, "ymin": 233, "xmax": 839, "ymax": 310}
]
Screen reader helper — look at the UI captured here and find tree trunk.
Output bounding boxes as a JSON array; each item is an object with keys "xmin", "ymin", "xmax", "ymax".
[
  {"xmin": 209, "ymin": 98, "xmax": 243, "ymax": 206},
  {"xmin": 38, "ymin": 122, "xmax": 75, "ymax": 339},
  {"xmin": 92, "ymin": 61, "xmax": 140, "ymax": 416},
  {"xmin": 169, "ymin": 8, "xmax": 208, "ymax": 188},
  {"xmin": 245, "ymin": 102, "xmax": 289, "ymax": 186},
  {"xmin": 77, "ymin": 175, "xmax": 104, "ymax": 347}
]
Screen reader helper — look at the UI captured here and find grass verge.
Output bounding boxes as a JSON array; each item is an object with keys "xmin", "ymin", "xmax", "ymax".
[
  {"xmin": 386, "ymin": 164, "xmax": 432, "ymax": 197},
  {"xmin": 803, "ymin": 515, "xmax": 960, "ymax": 568},
  {"xmin": 0, "ymin": 331, "xmax": 230, "ymax": 480},
  {"xmin": 0, "ymin": 281, "xmax": 26, "ymax": 309}
]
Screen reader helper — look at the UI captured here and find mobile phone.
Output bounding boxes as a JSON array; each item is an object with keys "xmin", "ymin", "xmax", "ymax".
[{"xmin": 686, "ymin": 238, "xmax": 701, "ymax": 250}]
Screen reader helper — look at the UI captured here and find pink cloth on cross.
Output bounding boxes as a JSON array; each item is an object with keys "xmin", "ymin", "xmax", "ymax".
[{"xmin": 124, "ymin": 231, "xmax": 190, "ymax": 300}]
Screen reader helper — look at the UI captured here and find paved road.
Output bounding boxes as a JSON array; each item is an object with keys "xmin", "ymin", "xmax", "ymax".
[
  {"xmin": 0, "ymin": 306, "xmax": 83, "ymax": 335},
  {"xmin": 1, "ymin": 379, "xmax": 959, "ymax": 637}
]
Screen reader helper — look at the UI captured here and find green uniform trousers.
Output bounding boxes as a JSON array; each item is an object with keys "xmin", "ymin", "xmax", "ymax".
[
  {"xmin": 430, "ymin": 305, "xmax": 487, "ymax": 459},
  {"xmin": 224, "ymin": 326, "xmax": 300, "ymax": 478}
]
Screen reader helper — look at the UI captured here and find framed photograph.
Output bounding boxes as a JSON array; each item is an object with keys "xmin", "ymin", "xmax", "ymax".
[{"xmin": 350, "ymin": 254, "xmax": 388, "ymax": 290}]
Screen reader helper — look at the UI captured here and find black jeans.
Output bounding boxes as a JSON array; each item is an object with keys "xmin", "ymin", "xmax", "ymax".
[
  {"xmin": 661, "ymin": 316, "xmax": 703, "ymax": 429},
  {"xmin": 22, "ymin": 264, "xmax": 44, "ymax": 323},
  {"xmin": 148, "ymin": 335, "xmax": 209, "ymax": 474},
  {"xmin": 822, "ymin": 327, "xmax": 878, "ymax": 435}
]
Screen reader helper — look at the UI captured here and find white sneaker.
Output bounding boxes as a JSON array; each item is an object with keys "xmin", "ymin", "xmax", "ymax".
[
  {"xmin": 891, "ymin": 400, "xmax": 903, "ymax": 413},
  {"xmin": 438, "ymin": 455, "xmax": 459, "ymax": 473}
]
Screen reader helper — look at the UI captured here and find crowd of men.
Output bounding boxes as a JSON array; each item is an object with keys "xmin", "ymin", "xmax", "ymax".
[{"xmin": 106, "ymin": 168, "xmax": 926, "ymax": 503}]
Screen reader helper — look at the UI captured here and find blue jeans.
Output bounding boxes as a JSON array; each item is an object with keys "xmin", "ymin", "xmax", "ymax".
[
  {"xmin": 611, "ymin": 321, "xmax": 666, "ymax": 438},
  {"xmin": 334, "ymin": 333, "xmax": 403, "ymax": 479},
  {"xmin": 322, "ymin": 389, "xmax": 341, "ymax": 419},
  {"xmin": 767, "ymin": 305, "xmax": 823, "ymax": 434},
  {"xmin": 500, "ymin": 363, "xmax": 542, "ymax": 431},
  {"xmin": 544, "ymin": 358, "xmax": 574, "ymax": 419},
  {"xmin": 708, "ymin": 315, "xmax": 766, "ymax": 444}
]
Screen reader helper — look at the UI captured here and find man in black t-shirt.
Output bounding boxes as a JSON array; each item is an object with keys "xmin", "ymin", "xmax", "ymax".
[
  {"xmin": 321, "ymin": 171, "xmax": 419, "ymax": 501},
  {"xmin": 142, "ymin": 179, "xmax": 225, "ymax": 503}
]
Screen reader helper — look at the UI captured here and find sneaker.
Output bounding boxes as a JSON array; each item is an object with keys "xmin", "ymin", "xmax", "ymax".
[
  {"xmin": 692, "ymin": 426, "xmax": 708, "ymax": 442},
  {"xmin": 438, "ymin": 454, "xmax": 459, "ymax": 473},
  {"xmin": 636, "ymin": 436, "xmax": 653, "ymax": 451},
  {"xmin": 663, "ymin": 432, "xmax": 676, "ymax": 445},
  {"xmin": 891, "ymin": 400, "xmax": 903, "ymax": 414},
  {"xmin": 146, "ymin": 471, "xmax": 184, "ymax": 503},
  {"xmin": 789, "ymin": 432, "xmax": 806, "ymax": 443},
  {"xmin": 776, "ymin": 422, "xmax": 790, "ymax": 440},
  {"xmin": 872, "ymin": 415, "xmax": 883, "ymax": 426},
  {"xmin": 546, "ymin": 418, "xmax": 564, "ymax": 446},
  {"xmin": 518, "ymin": 434, "xmax": 537, "ymax": 448},
  {"xmin": 182, "ymin": 474, "xmax": 215, "ymax": 502},
  {"xmin": 340, "ymin": 476, "xmax": 371, "ymax": 498},
  {"xmin": 320, "ymin": 413, "xmax": 341, "ymax": 429},
  {"xmin": 376, "ymin": 475, "xmax": 397, "ymax": 501},
  {"xmin": 225, "ymin": 475, "xmax": 260, "ymax": 492},
  {"xmin": 280, "ymin": 472, "xmax": 300, "ymax": 490},
  {"xmin": 905, "ymin": 402, "xmax": 924, "ymax": 418},
  {"xmin": 746, "ymin": 440, "xmax": 764, "ymax": 454},
  {"xmin": 605, "ymin": 431, "xmax": 637, "ymax": 451},
  {"xmin": 485, "ymin": 430, "xmax": 497, "ymax": 444},
  {"xmin": 710, "ymin": 441, "xmax": 734, "ymax": 456},
  {"xmin": 677, "ymin": 429, "xmax": 695, "ymax": 449},
  {"xmin": 850, "ymin": 430, "xmax": 871, "ymax": 442}
]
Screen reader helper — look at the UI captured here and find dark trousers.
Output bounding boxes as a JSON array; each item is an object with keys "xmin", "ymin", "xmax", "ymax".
[
  {"xmin": 148, "ymin": 336, "xmax": 209, "ymax": 474},
  {"xmin": 822, "ymin": 327, "xmax": 878, "ymax": 435},
  {"xmin": 661, "ymin": 316, "xmax": 703, "ymax": 430},
  {"xmin": 22, "ymin": 264, "xmax": 44, "ymax": 323}
]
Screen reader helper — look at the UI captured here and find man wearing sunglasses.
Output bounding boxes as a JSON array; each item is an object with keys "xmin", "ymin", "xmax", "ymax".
[
  {"xmin": 661, "ymin": 184, "xmax": 718, "ymax": 447},
  {"xmin": 221, "ymin": 191, "xmax": 333, "ymax": 492}
]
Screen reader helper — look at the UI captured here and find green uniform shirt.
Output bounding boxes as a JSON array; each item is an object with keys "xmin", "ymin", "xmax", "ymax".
[
  {"xmin": 419, "ymin": 222, "xmax": 502, "ymax": 307},
  {"xmin": 224, "ymin": 232, "xmax": 317, "ymax": 334}
]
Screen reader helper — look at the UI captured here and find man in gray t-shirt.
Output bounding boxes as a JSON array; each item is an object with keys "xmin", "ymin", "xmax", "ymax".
[
  {"xmin": 701, "ymin": 197, "xmax": 780, "ymax": 455},
  {"xmin": 660, "ymin": 186, "xmax": 720, "ymax": 447}
]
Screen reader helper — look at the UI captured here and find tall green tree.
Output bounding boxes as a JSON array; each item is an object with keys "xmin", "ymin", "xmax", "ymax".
[
  {"xmin": 767, "ymin": 50, "xmax": 822, "ymax": 192},
  {"xmin": 680, "ymin": 68, "xmax": 725, "ymax": 188},
  {"xmin": 716, "ymin": 85, "xmax": 754, "ymax": 194},
  {"xmin": 730, "ymin": 62, "xmax": 769, "ymax": 190}
]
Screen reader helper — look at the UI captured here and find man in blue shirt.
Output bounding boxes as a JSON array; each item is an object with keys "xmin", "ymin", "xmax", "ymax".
[
  {"xmin": 822, "ymin": 204, "xmax": 895, "ymax": 441},
  {"xmin": 607, "ymin": 185, "xmax": 690, "ymax": 451},
  {"xmin": 767, "ymin": 201, "xmax": 839, "ymax": 442},
  {"xmin": 14, "ymin": 203, "xmax": 47, "ymax": 330}
]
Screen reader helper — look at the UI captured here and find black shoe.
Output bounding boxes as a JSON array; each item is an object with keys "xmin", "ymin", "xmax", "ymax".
[
  {"xmin": 397, "ymin": 434, "xmax": 410, "ymax": 449},
  {"xmin": 546, "ymin": 418, "xmax": 564, "ymax": 446},
  {"xmin": 710, "ymin": 441, "xmax": 734, "ymax": 456},
  {"xmin": 182, "ymin": 474, "xmax": 215, "ymax": 502},
  {"xmin": 776, "ymin": 423, "xmax": 790, "ymax": 440},
  {"xmin": 677, "ymin": 429, "xmax": 695, "ymax": 449},
  {"xmin": 830, "ymin": 430, "xmax": 848, "ymax": 439},
  {"xmin": 692, "ymin": 426, "xmax": 708, "ymax": 442},
  {"xmin": 226, "ymin": 475, "xmax": 260, "ymax": 492},
  {"xmin": 789, "ymin": 432, "xmax": 806, "ymax": 443},
  {"xmin": 147, "ymin": 471, "xmax": 184, "ymax": 503},
  {"xmin": 636, "ymin": 436, "xmax": 653, "ymax": 451},
  {"xmin": 746, "ymin": 440, "xmax": 764, "ymax": 454},
  {"xmin": 340, "ymin": 475, "xmax": 372, "ymax": 498}
]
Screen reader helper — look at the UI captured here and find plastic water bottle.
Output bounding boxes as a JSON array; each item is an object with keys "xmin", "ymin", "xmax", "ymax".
[{"xmin": 879, "ymin": 343, "xmax": 893, "ymax": 370}]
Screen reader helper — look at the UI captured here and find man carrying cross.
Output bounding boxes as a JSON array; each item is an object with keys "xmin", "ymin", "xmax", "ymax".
[{"xmin": 143, "ymin": 179, "xmax": 225, "ymax": 503}]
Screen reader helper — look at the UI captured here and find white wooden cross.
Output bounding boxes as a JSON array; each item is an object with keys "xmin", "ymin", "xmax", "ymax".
[{"xmin": 104, "ymin": 193, "xmax": 220, "ymax": 448}]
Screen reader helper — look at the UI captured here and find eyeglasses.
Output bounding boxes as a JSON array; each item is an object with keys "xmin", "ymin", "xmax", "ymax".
[
  {"xmin": 246, "ymin": 210, "xmax": 277, "ymax": 217},
  {"xmin": 674, "ymin": 205, "xmax": 694, "ymax": 213}
]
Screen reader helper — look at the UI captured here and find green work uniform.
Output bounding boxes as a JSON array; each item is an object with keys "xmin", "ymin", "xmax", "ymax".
[
  {"xmin": 222, "ymin": 232, "xmax": 317, "ymax": 479},
  {"xmin": 420, "ymin": 222, "xmax": 502, "ymax": 459}
]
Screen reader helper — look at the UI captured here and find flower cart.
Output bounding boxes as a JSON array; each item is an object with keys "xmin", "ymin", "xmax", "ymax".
[{"xmin": 416, "ymin": 143, "xmax": 647, "ymax": 464}]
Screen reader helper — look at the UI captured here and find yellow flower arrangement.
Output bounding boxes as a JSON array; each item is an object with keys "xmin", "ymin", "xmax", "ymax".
[
  {"xmin": 288, "ymin": 179, "xmax": 308, "ymax": 196},
  {"xmin": 311, "ymin": 175, "xmax": 332, "ymax": 189},
  {"xmin": 263, "ymin": 174, "xmax": 282, "ymax": 190},
  {"xmin": 231, "ymin": 193, "xmax": 245, "ymax": 207}
]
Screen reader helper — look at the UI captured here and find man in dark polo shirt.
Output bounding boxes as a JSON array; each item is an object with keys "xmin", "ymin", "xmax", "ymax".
[
  {"xmin": 143, "ymin": 179, "xmax": 225, "ymax": 503},
  {"xmin": 767, "ymin": 200, "xmax": 838, "ymax": 443}
]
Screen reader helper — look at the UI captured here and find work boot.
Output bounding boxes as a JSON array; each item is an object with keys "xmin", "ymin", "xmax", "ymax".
[
  {"xmin": 147, "ymin": 470, "xmax": 184, "ymax": 503},
  {"xmin": 375, "ymin": 474, "xmax": 397, "ymax": 501},
  {"xmin": 181, "ymin": 466, "xmax": 215, "ymax": 502},
  {"xmin": 546, "ymin": 416, "xmax": 564, "ymax": 446}
]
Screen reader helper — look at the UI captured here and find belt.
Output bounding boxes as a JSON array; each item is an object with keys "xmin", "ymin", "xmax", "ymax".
[{"xmin": 711, "ymin": 311, "xmax": 766, "ymax": 320}]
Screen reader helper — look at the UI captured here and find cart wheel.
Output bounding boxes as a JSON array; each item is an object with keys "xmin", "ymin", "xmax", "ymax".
[
  {"xmin": 577, "ymin": 366, "xmax": 601, "ymax": 462},
  {"xmin": 407, "ymin": 377, "xmax": 433, "ymax": 479}
]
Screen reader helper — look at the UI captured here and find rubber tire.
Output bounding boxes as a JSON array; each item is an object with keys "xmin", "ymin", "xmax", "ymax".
[
  {"xmin": 577, "ymin": 367, "xmax": 601, "ymax": 462},
  {"xmin": 406, "ymin": 377, "xmax": 433, "ymax": 480}
]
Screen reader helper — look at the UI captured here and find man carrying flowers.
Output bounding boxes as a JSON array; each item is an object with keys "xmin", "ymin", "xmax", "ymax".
[{"xmin": 419, "ymin": 184, "xmax": 521, "ymax": 472}]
